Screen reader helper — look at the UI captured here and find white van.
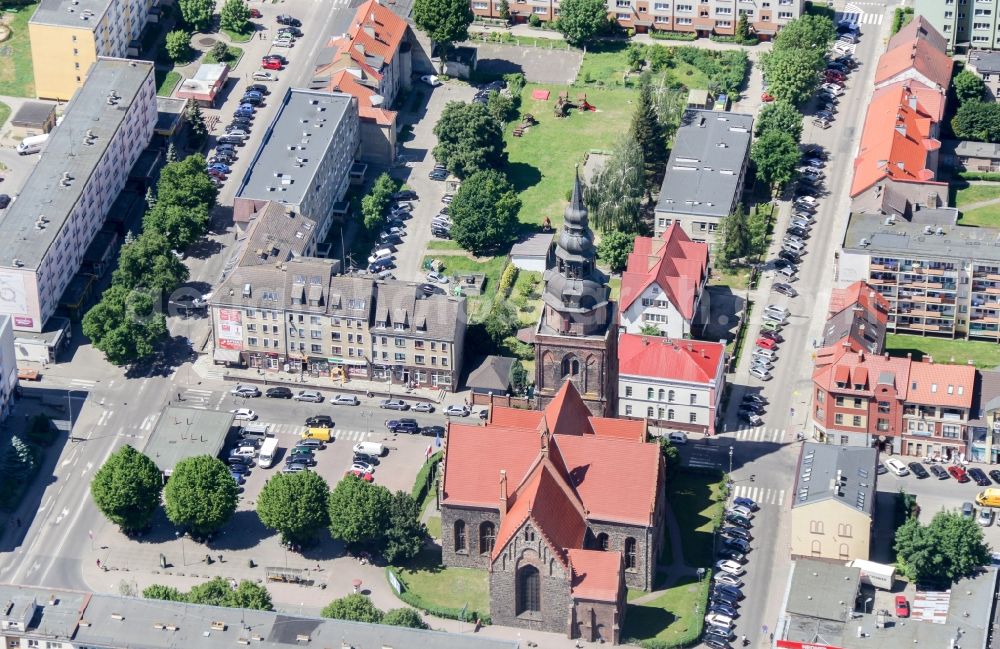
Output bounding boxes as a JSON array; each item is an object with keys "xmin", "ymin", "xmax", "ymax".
[
  {"xmin": 884, "ymin": 458, "xmax": 909, "ymax": 476},
  {"xmin": 17, "ymin": 133, "xmax": 49, "ymax": 155},
  {"xmin": 353, "ymin": 441, "xmax": 386, "ymax": 457},
  {"xmin": 783, "ymin": 239, "xmax": 806, "ymax": 253},
  {"xmin": 367, "ymin": 248, "xmax": 394, "ymax": 264},
  {"xmin": 667, "ymin": 431, "xmax": 688, "ymax": 445},
  {"xmin": 258, "ymin": 437, "xmax": 279, "ymax": 468}
]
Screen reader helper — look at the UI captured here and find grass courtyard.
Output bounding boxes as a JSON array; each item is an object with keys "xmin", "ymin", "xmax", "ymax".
[
  {"xmin": 0, "ymin": 4, "xmax": 37, "ymax": 97},
  {"xmin": 623, "ymin": 575, "xmax": 712, "ymax": 646},
  {"xmin": 955, "ymin": 183, "xmax": 1000, "ymax": 228},
  {"xmin": 421, "ymin": 254, "xmax": 506, "ymax": 318},
  {"xmin": 887, "ymin": 333, "xmax": 1000, "ymax": 370},
  {"xmin": 667, "ymin": 470, "xmax": 728, "ymax": 568},
  {"xmin": 393, "ymin": 547, "xmax": 490, "ymax": 618}
]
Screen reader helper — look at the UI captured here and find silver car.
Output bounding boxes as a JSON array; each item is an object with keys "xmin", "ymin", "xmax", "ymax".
[
  {"xmin": 294, "ymin": 390, "xmax": 324, "ymax": 403},
  {"xmin": 331, "ymin": 394, "xmax": 360, "ymax": 406}
]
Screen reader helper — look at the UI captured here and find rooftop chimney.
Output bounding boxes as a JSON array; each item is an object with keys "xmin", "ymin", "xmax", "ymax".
[{"xmin": 499, "ymin": 470, "xmax": 508, "ymax": 519}]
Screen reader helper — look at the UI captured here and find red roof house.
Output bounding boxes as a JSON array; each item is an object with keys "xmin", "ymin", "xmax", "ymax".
[{"xmin": 821, "ymin": 281, "xmax": 890, "ymax": 353}]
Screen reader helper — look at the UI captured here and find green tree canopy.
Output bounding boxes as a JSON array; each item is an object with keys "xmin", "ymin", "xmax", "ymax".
[
  {"xmin": 486, "ymin": 90, "xmax": 515, "ymax": 125},
  {"xmin": 597, "ymin": 230, "xmax": 635, "ymax": 273},
  {"xmin": 760, "ymin": 47, "xmax": 825, "ymax": 105},
  {"xmin": 91, "ymin": 445, "xmax": 163, "ymax": 532},
  {"xmin": 328, "ymin": 475, "xmax": 393, "ymax": 546},
  {"xmin": 219, "ymin": 0, "xmax": 251, "ymax": 34},
  {"xmin": 256, "ymin": 470, "xmax": 331, "ymax": 544},
  {"xmin": 894, "ymin": 510, "xmax": 991, "ymax": 584},
  {"xmin": 585, "ymin": 135, "xmax": 644, "ymax": 234},
  {"xmin": 361, "ymin": 173, "xmax": 398, "ymax": 233},
  {"xmin": 82, "ymin": 285, "xmax": 167, "ymax": 365},
  {"xmin": 449, "ymin": 169, "xmax": 520, "ymax": 255},
  {"xmin": 382, "ymin": 608, "xmax": 428, "ymax": 629},
  {"xmin": 754, "ymin": 100, "xmax": 803, "ymax": 141},
  {"xmin": 482, "ymin": 300, "xmax": 518, "ymax": 347},
  {"xmin": 178, "ymin": 0, "xmax": 214, "ymax": 32},
  {"xmin": 952, "ymin": 100, "xmax": 1000, "ymax": 142},
  {"xmin": 954, "ymin": 69, "xmax": 987, "ymax": 104},
  {"xmin": 3, "ymin": 436, "xmax": 35, "ymax": 481},
  {"xmin": 144, "ymin": 579, "xmax": 273, "ymax": 610},
  {"xmin": 143, "ymin": 202, "xmax": 211, "ymax": 252},
  {"xmin": 157, "ymin": 155, "xmax": 219, "ymax": 212},
  {"xmin": 432, "ymin": 101, "xmax": 505, "ymax": 179},
  {"xmin": 630, "ymin": 84, "xmax": 668, "ymax": 195},
  {"xmin": 556, "ymin": 0, "xmax": 609, "ymax": 46},
  {"xmin": 165, "ymin": 30, "xmax": 191, "ymax": 62},
  {"xmin": 751, "ymin": 130, "xmax": 801, "ymax": 195},
  {"xmin": 735, "ymin": 13, "xmax": 751, "ymax": 43},
  {"xmin": 185, "ymin": 578, "xmax": 232, "ymax": 606},
  {"xmin": 381, "ymin": 491, "xmax": 426, "ymax": 565},
  {"xmin": 163, "ymin": 456, "xmax": 238, "ymax": 536},
  {"xmin": 228, "ymin": 580, "xmax": 274, "ymax": 610},
  {"xmin": 773, "ymin": 14, "xmax": 836, "ymax": 51},
  {"xmin": 413, "ymin": 0, "xmax": 473, "ymax": 50},
  {"xmin": 321, "ymin": 594, "xmax": 384, "ymax": 623},
  {"xmin": 716, "ymin": 205, "xmax": 751, "ymax": 267},
  {"xmin": 112, "ymin": 231, "xmax": 189, "ymax": 293},
  {"xmin": 142, "ymin": 585, "xmax": 186, "ymax": 601}
]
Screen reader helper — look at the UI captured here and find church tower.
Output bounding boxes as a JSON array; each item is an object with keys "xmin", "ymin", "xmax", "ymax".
[{"xmin": 533, "ymin": 168, "xmax": 617, "ymax": 417}]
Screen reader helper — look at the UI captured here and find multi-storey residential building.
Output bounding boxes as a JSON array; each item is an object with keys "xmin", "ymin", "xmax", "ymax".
[
  {"xmin": 0, "ymin": 584, "xmax": 518, "ymax": 649},
  {"xmin": 789, "ymin": 443, "xmax": 877, "ymax": 561},
  {"xmin": 0, "ymin": 316, "xmax": 18, "ymax": 422},
  {"xmin": 916, "ymin": 0, "xmax": 1000, "ymax": 51},
  {"xmin": 653, "ymin": 110, "xmax": 753, "ymax": 243},
  {"xmin": 874, "ymin": 18, "xmax": 953, "ymax": 95},
  {"xmin": 617, "ymin": 334, "xmax": 725, "ymax": 435},
  {"xmin": 233, "ymin": 89, "xmax": 359, "ymax": 242},
  {"xmin": 820, "ymin": 281, "xmax": 890, "ymax": 354},
  {"xmin": 619, "ymin": 223, "xmax": 709, "ymax": 339},
  {"xmin": 968, "ymin": 50, "xmax": 1000, "ymax": 99},
  {"xmin": 314, "ymin": 0, "xmax": 411, "ymax": 164},
  {"xmin": 371, "ymin": 281, "xmax": 466, "ymax": 391},
  {"xmin": 235, "ymin": 201, "xmax": 317, "ymax": 267},
  {"xmin": 29, "ymin": 0, "xmax": 156, "ymax": 100},
  {"xmin": 470, "ymin": 0, "xmax": 802, "ymax": 38},
  {"xmin": 0, "ymin": 58, "xmax": 155, "ymax": 335}
]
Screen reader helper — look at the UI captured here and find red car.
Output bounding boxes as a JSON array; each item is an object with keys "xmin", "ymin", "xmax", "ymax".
[
  {"xmin": 824, "ymin": 70, "xmax": 846, "ymax": 82},
  {"xmin": 261, "ymin": 59, "xmax": 282, "ymax": 70},
  {"xmin": 249, "ymin": 7, "xmax": 262, "ymax": 17},
  {"xmin": 761, "ymin": 92, "xmax": 775, "ymax": 103},
  {"xmin": 895, "ymin": 596, "xmax": 909, "ymax": 618},
  {"xmin": 755, "ymin": 337, "xmax": 777, "ymax": 350},
  {"xmin": 948, "ymin": 465, "xmax": 970, "ymax": 482},
  {"xmin": 206, "ymin": 169, "xmax": 226, "ymax": 180},
  {"xmin": 346, "ymin": 469, "xmax": 375, "ymax": 482}
]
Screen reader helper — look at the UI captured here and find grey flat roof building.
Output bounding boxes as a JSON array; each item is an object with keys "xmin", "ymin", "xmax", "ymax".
[
  {"xmin": 0, "ymin": 58, "xmax": 153, "ymax": 270},
  {"xmin": 970, "ymin": 49, "xmax": 1000, "ymax": 74},
  {"xmin": 843, "ymin": 210, "xmax": 1000, "ymax": 263},
  {"xmin": 31, "ymin": 0, "xmax": 115, "ymax": 27},
  {"xmin": 655, "ymin": 109, "xmax": 754, "ymax": 220},
  {"xmin": 10, "ymin": 101, "xmax": 56, "ymax": 129},
  {"xmin": 144, "ymin": 406, "xmax": 235, "ymax": 476},
  {"xmin": 0, "ymin": 585, "xmax": 518, "ymax": 649},
  {"xmin": 791, "ymin": 443, "xmax": 878, "ymax": 515}
]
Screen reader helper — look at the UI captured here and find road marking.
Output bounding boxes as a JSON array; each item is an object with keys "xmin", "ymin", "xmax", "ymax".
[
  {"xmin": 187, "ymin": 389, "xmax": 213, "ymax": 395},
  {"xmin": 54, "ymin": 508, "xmax": 68, "ymax": 524},
  {"xmin": 38, "ymin": 496, "xmax": 51, "ymax": 512}
]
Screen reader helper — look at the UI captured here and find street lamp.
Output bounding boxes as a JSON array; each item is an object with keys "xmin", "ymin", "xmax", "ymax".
[
  {"xmin": 728, "ymin": 445, "xmax": 734, "ymax": 476},
  {"xmin": 175, "ymin": 531, "xmax": 186, "ymax": 566},
  {"xmin": 865, "ymin": 597, "xmax": 873, "ymax": 614}
]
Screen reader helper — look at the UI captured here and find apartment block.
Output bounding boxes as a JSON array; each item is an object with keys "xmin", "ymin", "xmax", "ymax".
[
  {"xmin": 968, "ymin": 49, "xmax": 1000, "ymax": 99},
  {"xmin": 233, "ymin": 89, "xmax": 359, "ymax": 242},
  {"xmin": 0, "ymin": 316, "xmax": 18, "ymax": 422},
  {"xmin": 470, "ymin": 0, "xmax": 801, "ymax": 37},
  {"xmin": 29, "ymin": 0, "xmax": 156, "ymax": 100},
  {"xmin": 653, "ymin": 110, "xmax": 753, "ymax": 243},
  {"xmin": 0, "ymin": 58, "xmax": 155, "ymax": 334},
  {"xmin": 916, "ymin": 0, "xmax": 1000, "ymax": 51}
]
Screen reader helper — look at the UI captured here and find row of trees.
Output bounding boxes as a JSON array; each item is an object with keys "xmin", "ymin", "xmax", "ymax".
[
  {"xmin": 165, "ymin": 0, "xmax": 250, "ymax": 62},
  {"xmin": 950, "ymin": 69, "xmax": 1000, "ymax": 143},
  {"xmin": 82, "ymin": 155, "xmax": 217, "ymax": 366},
  {"xmin": 760, "ymin": 15, "xmax": 837, "ymax": 105},
  {"xmin": 91, "ymin": 446, "xmax": 426, "ymax": 563},
  {"xmin": 322, "ymin": 594, "xmax": 428, "ymax": 628},
  {"xmin": 144, "ymin": 578, "xmax": 273, "ymax": 610},
  {"xmin": 750, "ymin": 102, "xmax": 804, "ymax": 196}
]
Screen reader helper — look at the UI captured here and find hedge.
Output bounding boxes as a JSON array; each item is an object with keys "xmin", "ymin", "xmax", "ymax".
[
  {"xmin": 958, "ymin": 171, "xmax": 1000, "ymax": 182},
  {"xmin": 891, "ymin": 7, "xmax": 914, "ymax": 35},
  {"xmin": 649, "ymin": 31, "xmax": 698, "ymax": 41},
  {"xmin": 411, "ymin": 451, "xmax": 443, "ymax": 505},
  {"xmin": 386, "ymin": 567, "xmax": 492, "ymax": 625},
  {"xmin": 497, "ymin": 263, "xmax": 519, "ymax": 299}
]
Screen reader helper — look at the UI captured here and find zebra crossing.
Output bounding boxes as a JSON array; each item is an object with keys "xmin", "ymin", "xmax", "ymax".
[
  {"xmin": 732, "ymin": 484, "xmax": 786, "ymax": 507},
  {"xmin": 729, "ymin": 427, "xmax": 786, "ymax": 443},
  {"xmin": 180, "ymin": 388, "xmax": 215, "ymax": 410},
  {"xmin": 262, "ymin": 421, "xmax": 372, "ymax": 442},
  {"xmin": 68, "ymin": 378, "xmax": 97, "ymax": 392},
  {"xmin": 838, "ymin": 5, "xmax": 884, "ymax": 26}
]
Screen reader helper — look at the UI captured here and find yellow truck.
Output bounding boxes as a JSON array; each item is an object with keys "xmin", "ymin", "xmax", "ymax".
[{"xmin": 976, "ymin": 488, "xmax": 1000, "ymax": 508}]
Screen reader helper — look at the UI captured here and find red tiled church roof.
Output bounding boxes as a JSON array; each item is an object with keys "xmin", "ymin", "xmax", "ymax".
[
  {"xmin": 620, "ymin": 223, "xmax": 708, "ymax": 320},
  {"xmin": 568, "ymin": 549, "xmax": 623, "ymax": 602}
]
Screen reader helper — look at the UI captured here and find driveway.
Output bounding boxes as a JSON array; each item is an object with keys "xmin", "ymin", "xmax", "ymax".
[{"xmin": 389, "ymin": 81, "xmax": 478, "ymax": 282}]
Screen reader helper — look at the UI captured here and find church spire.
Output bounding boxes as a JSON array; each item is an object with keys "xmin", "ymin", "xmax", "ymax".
[{"xmin": 564, "ymin": 165, "xmax": 588, "ymax": 227}]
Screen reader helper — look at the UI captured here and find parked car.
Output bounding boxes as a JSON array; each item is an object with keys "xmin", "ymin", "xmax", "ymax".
[
  {"xmin": 253, "ymin": 70, "xmax": 278, "ymax": 80},
  {"xmin": 755, "ymin": 337, "xmax": 777, "ymax": 350},
  {"xmin": 949, "ymin": 465, "xmax": 970, "ymax": 482},
  {"xmin": 722, "ymin": 537, "xmax": 751, "ymax": 553},
  {"xmin": 713, "ymin": 583, "xmax": 744, "ymax": 599},
  {"xmin": 895, "ymin": 596, "xmax": 910, "ymax": 618},
  {"xmin": 266, "ymin": 386, "xmax": 293, "ymax": 399},
  {"xmin": 445, "ymin": 404, "xmax": 470, "ymax": 417},
  {"xmin": 392, "ymin": 189, "xmax": 417, "ymax": 201},
  {"xmin": 729, "ymin": 504, "xmax": 754, "ymax": 519},
  {"xmin": 724, "ymin": 513, "xmax": 752, "ymax": 529},
  {"xmin": 991, "ymin": 469, "xmax": 1000, "ymax": 484},
  {"xmin": 421, "ymin": 425, "xmax": 446, "ymax": 437},
  {"xmin": 979, "ymin": 508, "xmax": 996, "ymax": 527},
  {"xmin": 294, "ymin": 390, "xmax": 324, "ymax": 403},
  {"xmin": 305, "ymin": 415, "xmax": 334, "ymax": 428},
  {"xmin": 231, "ymin": 408, "xmax": 258, "ymax": 421},
  {"xmin": 930, "ymin": 463, "xmax": 950, "ymax": 479},
  {"xmin": 367, "ymin": 258, "xmax": 394, "ymax": 274},
  {"xmin": 411, "ymin": 402, "xmax": 435, "ymax": 413},
  {"xmin": 773, "ymin": 283, "xmax": 798, "ymax": 297},
  {"xmin": 420, "ymin": 74, "xmax": 442, "ymax": 86},
  {"xmin": 712, "ymin": 571, "xmax": 744, "ymax": 588},
  {"xmin": 720, "ymin": 526, "xmax": 751, "ymax": 541},
  {"xmin": 276, "ymin": 14, "xmax": 300, "ymax": 25},
  {"xmin": 286, "ymin": 454, "xmax": 316, "ymax": 467},
  {"xmin": 907, "ymin": 462, "xmax": 929, "ymax": 479},
  {"xmin": 282, "ymin": 463, "xmax": 309, "ymax": 474},
  {"xmin": 709, "ymin": 602, "xmax": 739, "ymax": 619},
  {"xmin": 380, "ymin": 399, "xmax": 409, "ymax": 410},
  {"xmin": 970, "ymin": 467, "xmax": 992, "ymax": 486},
  {"xmin": 278, "ymin": 26, "xmax": 302, "ymax": 36},
  {"xmin": 231, "ymin": 384, "xmax": 261, "ymax": 398},
  {"xmin": 716, "ymin": 548, "xmax": 745, "ymax": 563},
  {"xmin": 426, "ymin": 271, "xmax": 449, "ymax": 284},
  {"xmin": 296, "ymin": 438, "xmax": 326, "ymax": 451}
]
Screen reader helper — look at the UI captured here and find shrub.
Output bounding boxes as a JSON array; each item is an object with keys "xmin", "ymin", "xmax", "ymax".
[
  {"xmin": 528, "ymin": 14, "xmax": 541, "ymax": 27},
  {"xmin": 958, "ymin": 171, "xmax": 1000, "ymax": 181},
  {"xmin": 649, "ymin": 30, "xmax": 697, "ymax": 41},
  {"xmin": 411, "ymin": 451, "xmax": 443, "ymax": 505},
  {"xmin": 497, "ymin": 263, "xmax": 519, "ymax": 298}
]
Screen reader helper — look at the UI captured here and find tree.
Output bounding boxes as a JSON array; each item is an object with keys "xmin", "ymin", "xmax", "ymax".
[
  {"xmin": 83, "ymin": 285, "xmax": 167, "ymax": 365},
  {"xmin": 649, "ymin": 81, "xmax": 686, "ymax": 138},
  {"xmin": 716, "ymin": 205, "xmax": 751, "ymax": 266},
  {"xmin": 754, "ymin": 100, "xmax": 803, "ymax": 142},
  {"xmin": 163, "ymin": 456, "xmax": 238, "ymax": 536},
  {"xmin": 328, "ymin": 475, "xmax": 393, "ymax": 546},
  {"xmin": 361, "ymin": 173, "xmax": 398, "ymax": 233},
  {"xmin": 185, "ymin": 99, "xmax": 208, "ymax": 145},
  {"xmin": 953, "ymin": 69, "xmax": 987, "ymax": 104},
  {"xmin": 228, "ymin": 580, "xmax": 274, "ymax": 610},
  {"xmin": 449, "ymin": 169, "xmax": 520, "ymax": 254},
  {"xmin": 165, "ymin": 142, "xmax": 178, "ymax": 163},
  {"xmin": 772, "ymin": 14, "xmax": 836, "ymax": 51},
  {"xmin": 511, "ymin": 360, "xmax": 528, "ymax": 394},
  {"xmin": 321, "ymin": 594, "xmax": 384, "ymax": 623},
  {"xmin": 735, "ymin": 13, "xmax": 751, "ymax": 43},
  {"xmin": 751, "ymin": 130, "xmax": 801, "ymax": 195},
  {"xmin": 257, "ymin": 470, "xmax": 331, "ymax": 544},
  {"xmin": 219, "ymin": 0, "xmax": 250, "ymax": 34},
  {"xmin": 381, "ymin": 491, "xmax": 425, "ymax": 564},
  {"xmin": 382, "ymin": 608, "xmax": 428, "ymax": 629},
  {"xmin": 497, "ymin": 0, "xmax": 510, "ymax": 20},
  {"xmin": 894, "ymin": 511, "xmax": 991, "ymax": 585},
  {"xmin": 626, "ymin": 43, "xmax": 647, "ymax": 72},
  {"xmin": 413, "ymin": 0, "xmax": 473, "ymax": 56},
  {"xmin": 186, "ymin": 578, "xmax": 233, "ymax": 606},
  {"xmin": 144, "ymin": 202, "xmax": 210, "ymax": 252},
  {"xmin": 91, "ymin": 445, "xmax": 163, "ymax": 532},
  {"xmin": 112, "ymin": 232, "xmax": 189, "ymax": 293},
  {"xmin": 747, "ymin": 205, "xmax": 771, "ymax": 260},
  {"xmin": 432, "ymin": 101, "xmax": 505, "ymax": 178},
  {"xmin": 165, "ymin": 30, "xmax": 192, "ymax": 62},
  {"xmin": 656, "ymin": 437, "xmax": 680, "ymax": 476},
  {"xmin": 158, "ymin": 155, "xmax": 219, "ymax": 211},
  {"xmin": 145, "ymin": 187, "xmax": 157, "ymax": 210},
  {"xmin": 585, "ymin": 135, "xmax": 645, "ymax": 234},
  {"xmin": 597, "ymin": 230, "xmax": 635, "ymax": 273},
  {"xmin": 209, "ymin": 41, "xmax": 230, "ymax": 63},
  {"xmin": 630, "ymin": 84, "xmax": 668, "ymax": 195},
  {"xmin": 3, "ymin": 436, "xmax": 35, "ymax": 481},
  {"xmin": 178, "ymin": 0, "xmax": 214, "ymax": 32},
  {"xmin": 952, "ymin": 100, "xmax": 1000, "ymax": 142},
  {"xmin": 486, "ymin": 90, "xmax": 515, "ymax": 125},
  {"xmin": 639, "ymin": 324, "xmax": 661, "ymax": 336},
  {"xmin": 143, "ymin": 585, "xmax": 186, "ymax": 601},
  {"xmin": 760, "ymin": 47, "xmax": 825, "ymax": 105},
  {"xmin": 556, "ymin": 0, "xmax": 609, "ymax": 46},
  {"xmin": 482, "ymin": 300, "xmax": 518, "ymax": 346}
]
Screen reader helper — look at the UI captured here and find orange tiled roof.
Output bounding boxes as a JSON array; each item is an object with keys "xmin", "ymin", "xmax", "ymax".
[
  {"xmin": 490, "ymin": 406, "xmax": 545, "ymax": 428},
  {"xmin": 850, "ymin": 81, "xmax": 945, "ymax": 197},
  {"xmin": 875, "ymin": 39, "xmax": 953, "ymax": 91},
  {"xmin": 887, "ymin": 15, "xmax": 949, "ymax": 53},
  {"xmin": 828, "ymin": 281, "xmax": 890, "ymax": 325},
  {"xmin": 319, "ymin": 0, "xmax": 408, "ymax": 82},
  {"xmin": 620, "ymin": 223, "xmax": 709, "ymax": 320},
  {"xmin": 907, "ymin": 362, "xmax": 975, "ymax": 408},
  {"xmin": 588, "ymin": 417, "xmax": 647, "ymax": 441},
  {"xmin": 328, "ymin": 70, "xmax": 397, "ymax": 126},
  {"xmin": 568, "ymin": 549, "xmax": 623, "ymax": 602},
  {"xmin": 543, "ymin": 381, "xmax": 597, "ymax": 435},
  {"xmin": 619, "ymin": 334, "xmax": 724, "ymax": 384},
  {"xmin": 812, "ymin": 348, "xmax": 913, "ymax": 398}
]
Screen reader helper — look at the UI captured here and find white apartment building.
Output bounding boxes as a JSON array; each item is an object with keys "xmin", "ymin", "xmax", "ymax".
[
  {"xmin": 0, "ymin": 58, "xmax": 156, "ymax": 334},
  {"xmin": 30, "ymin": 0, "xmax": 157, "ymax": 100},
  {"xmin": 618, "ymin": 334, "xmax": 726, "ymax": 435},
  {"xmin": 0, "ymin": 316, "xmax": 18, "ymax": 422}
]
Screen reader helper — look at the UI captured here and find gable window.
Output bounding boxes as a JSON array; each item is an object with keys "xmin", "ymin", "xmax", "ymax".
[
  {"xmin": 625, "ymin": 537, "xmax": 637, "ymax": 571},
  {"xmin": 524, "ymin": 526, "xmax": 536, "ymax": 542},
  {"xmin": 479, "ymin": 522, "xmax": 496, "ymax": 555},
  {"xmin": 454, "ymin": 520, "xmax": 467, "ymax": 553},
  {"xmin": 517, "ymin": 565, "xmax": 541, "ymax": 614}
]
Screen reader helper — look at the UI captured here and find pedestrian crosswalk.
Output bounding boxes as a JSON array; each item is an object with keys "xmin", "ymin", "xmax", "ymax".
[
  {"xmin": 838, "ymin": 6, "xmax": 884, "ymax": 26},
  {"xmin": 732, "ymin": 484, "xmax": 786, "ymax": 507},
  {"xmin": 858, "ymin": 12, "xmax": 883, "ymax": 25},
  {"xmin": 262, "ymin": 421, "xmax": 372, "ymax": 442},
  {"xmin": 728, "ymin": 427, "xmax": 786, "ymax": 443},
  {"xmin": 68, "ymin": 378, "xmax": 97, "ymax": 392},
  {"xmin": 180, "ymin": 388, "xmax": 215, "ymax": 410}
]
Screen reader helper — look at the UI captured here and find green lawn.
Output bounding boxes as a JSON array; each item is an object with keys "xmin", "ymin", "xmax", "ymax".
[
  {"xmin": 576, "ymin": 42, "xmax": 710, "ymax": 90},
  {"xmin": 710, "ymin": 267, "xmax": 750, "ymax": 290},
  {"xmin": 0, "ymin": 101, "xmax": 12, "ymax": 129},
  {"xmin": 959, "ymin": 204, "xmax": 1000, "ymax": 228},
  {"xmin": 609, "ymin": 276, "xmax": 621, "ymax": 301},
  {"xmin": 0, "ymin": 4, "xmax": 38, "ymax": 97},
  {"xmin": 954, "ymin": 184, "xmax": 1000, "ymax": 228},
  {"xmin": 396, "ymin": 548, "xmax": 490, "ymax": 614},
  {"xmin": 426, "ymin": 514, "xmax": 441, "ymax": 539},
  {"xmin": 507, "ymin": 84, "xmax": 637, "ymax": 230},
  {"xmin": 510, "ymin": 270, "xmax": 543, "ymax": 327},
  {"xmin": 668, "ymin": 470, "xmax": 727, "ymax": 569},
  {"xmin": 156, "ymin": 69, "xmax": 180, "ymax": 97},
  {"xmin": 887, "ymin": 334, "xmax": 1000, "ymax": 369},
  {"xmin": 222, "ymin": 27, "xmax": 254, "ymax": 43},
  {"xmin": 623, "ymin": 575, "xmax": 711, "ymax": 645},
  {"xmin": 955, "ymin": 183, "xmax": 1000, "ymax": 207},
  {"xmin": 426, "ymin": 240, "xmax": 462, "ymax": 250},
  {"xmin": 205, "ymin": 44, "xmax": 243, "ymax": 65},
  {"xmin": 422, "ymin": 254, "xmax": 507, "ymax": 318}
]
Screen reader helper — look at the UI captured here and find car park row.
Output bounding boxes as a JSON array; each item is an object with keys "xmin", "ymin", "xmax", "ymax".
[{"xmin": 703, "ymin": 495, "xmax": 761, "ymax": 649}]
